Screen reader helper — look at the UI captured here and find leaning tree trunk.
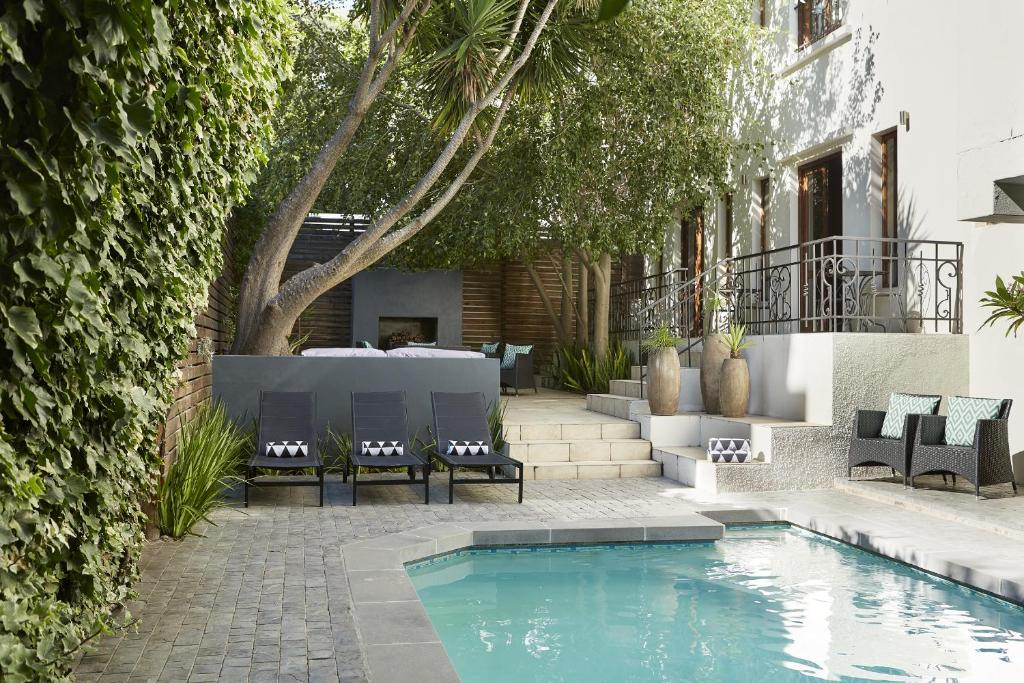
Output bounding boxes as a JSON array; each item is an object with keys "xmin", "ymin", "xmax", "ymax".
[
  {"xmin": 590, "ymin": 252, "xmax": 612, "ymax": 362},
  {"xmin": 524, "ymin": 259, "xmax": 569, "ymax": 345},
  {"xmin": 577, "ymin": 261, "xmax": 589, "ymax": 347},
  {"xmin": 560, "ymin": 255, "xmax": 574, "ymax": 341}
]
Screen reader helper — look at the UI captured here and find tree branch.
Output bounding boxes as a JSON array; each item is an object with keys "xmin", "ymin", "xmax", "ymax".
[{"xmin": 524, "ymin": 259, "xmax": 568, "ymax": 344}]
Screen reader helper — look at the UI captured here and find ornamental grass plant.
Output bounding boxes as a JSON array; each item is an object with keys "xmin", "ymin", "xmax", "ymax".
[
  {"xmin": 558, "ymin": 340, "xmax": 632, "ymax": 394},
  {"xmin": 157, "ymin": 402, "xmax": 249, "ymax": 539}
]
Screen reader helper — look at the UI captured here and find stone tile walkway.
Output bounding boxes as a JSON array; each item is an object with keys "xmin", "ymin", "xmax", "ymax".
[{"xmin": 74, "ymin": 477, "xmax": 699, "ymax": 683}]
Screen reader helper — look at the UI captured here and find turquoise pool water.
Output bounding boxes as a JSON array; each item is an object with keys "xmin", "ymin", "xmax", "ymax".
[{"xmin": 407, "ymin": 526, "xmax": 1024, "ymax": 682}]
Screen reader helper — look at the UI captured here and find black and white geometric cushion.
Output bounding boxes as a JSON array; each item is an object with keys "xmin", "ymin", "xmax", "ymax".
[
  {"xmin": 265, "ymin": 440, "xmax": 308, "ymax": 457},
  {"xmin": 447, "ymin": 440, "xmax": 490, "ymax": 456},
  {"xmin": 707, "ymin": 438, "xmax": 752, "ymax": 463},
  {"xmin": 361, "ymin": 440, "xmax": 405, "ymax": 457}
]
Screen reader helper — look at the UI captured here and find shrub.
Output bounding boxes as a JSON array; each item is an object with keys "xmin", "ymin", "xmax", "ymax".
[
  {"xmin": 0, "ymin": 2, "xmax": 290, "ymax": 679},
  {"xmin": 558, "ymin": 340, "xmax": 632, "ymax": 394},
  {"xmin": 157, "ymin": 404, "xmax": 249, "ymax": 539}
]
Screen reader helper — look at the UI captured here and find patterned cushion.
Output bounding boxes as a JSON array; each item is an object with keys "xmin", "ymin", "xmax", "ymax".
[
  {"xmin": 707, "ymin": 438, "xmax": 752, "ymax": 463},
  {"xmin": 944, "ymin": 396, "xmax": 1002, "ymax": 447},
  {"xmin": 361, "ymin": 440, "xmax": 405, "ymax": 457},
  {"xmin": 501, "ymin": 344, "xmax": 532, "ymax": 369},
  {"xmin": 880, "ymin": 393, "xmax": 940, "ymax": 439},
  {"xmin": 480, "ymin": 342, "xmax": 500, "ymax": 354},
  {"xmin": 265, "ymin": 440, "xmax": 308, "ymax": 457},
  {"xmin": 447, "ymin": 440, "xmax": 490, "ymax": 456}
]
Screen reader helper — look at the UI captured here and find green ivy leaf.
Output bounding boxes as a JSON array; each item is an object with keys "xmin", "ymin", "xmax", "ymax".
[{"xmin": 5, "ymin": 306, "xmax": 42, "ymax": 347}]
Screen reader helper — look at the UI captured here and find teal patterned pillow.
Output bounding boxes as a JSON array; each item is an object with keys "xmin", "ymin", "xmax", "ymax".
[
  {"xmin": 501, "ymin": 343, "xmax": 532, "ymax": 369},
  {"xmin": 480, "ymin": 342, "xmax": 499, "ymax": 354},
  {"xmin": 880, "ymin": 393, "xmax": 940, "ymax": 439},
  {"xmin": 943, "ymin": 396, "xmax": 1002, "ymax": 447}
]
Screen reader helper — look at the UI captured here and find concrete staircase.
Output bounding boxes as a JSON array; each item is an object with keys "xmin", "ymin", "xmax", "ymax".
[
  {"xmin": 586, "ymin": 365, "xmax": 832, "ymax": 493},
  {"xmin": 502, "ymin": 393, "xmax": 662, "ymax": 480}
]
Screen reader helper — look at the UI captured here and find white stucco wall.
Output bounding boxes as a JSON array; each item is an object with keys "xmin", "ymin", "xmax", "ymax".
[{"xmin": 693, "ymin": 0, "xmax": 1024, "ymax": 454}]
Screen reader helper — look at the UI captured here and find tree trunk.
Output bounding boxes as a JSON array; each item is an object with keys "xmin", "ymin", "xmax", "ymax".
[
  {"xmin": 560, "ymin": 255, "xmax": 574, "ymax": 342},
  {"xmin": 524, "ymin": 259, "xmax": 569, "ymax": 345},
  {"xmin": 591, "ymin": 252, "xmax": 612, "ymax": 362},
  {"xmin": 230, "ymin": 0, "xmax": 557, "ymax": 355},
  {"xmin": 577, "ymin": 261, "xmax": 589, "ymax": 347}
]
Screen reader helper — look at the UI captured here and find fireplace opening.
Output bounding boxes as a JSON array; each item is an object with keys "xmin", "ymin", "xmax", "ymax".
[{"xmin": 378, "ymin": 316, "xmax": 439, "ymax": 349}]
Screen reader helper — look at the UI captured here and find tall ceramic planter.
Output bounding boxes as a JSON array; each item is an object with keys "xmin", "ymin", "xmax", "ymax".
[
  {"xmin": 719, "ymin": 358, "xmax": 750, "ymax": 418},
  {"xmin": 699, "ymin": 335, "xmax": 730, "ymax": 414},
  {"xmin": 647, "ymin": 347, "xmax": 680, "ymax": 416}
]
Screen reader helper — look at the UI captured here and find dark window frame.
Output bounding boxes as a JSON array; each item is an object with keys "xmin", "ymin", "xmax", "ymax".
[
  {"xmin": 797, "ymin": 0, "xmax": 843, "ymax": 49},
  {"xmin": 879, "ymin": 129, "xmax": 898, "ymax": 287},
  {"xmin": 758, "ymin": 177, "xmax": 770, "ymax": 252}
]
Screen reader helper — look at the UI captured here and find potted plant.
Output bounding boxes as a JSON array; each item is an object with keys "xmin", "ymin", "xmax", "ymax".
[
  {"xmin": 700, "ymin": 287, "xmax": 731, "ymax": 414},
  {"xmin": 642, "ymin": 325, "xmax": 682, "ymax": 416},
  {"xmin": 719, "ymin": 324, "xmax": 753, "ymax": 418}
]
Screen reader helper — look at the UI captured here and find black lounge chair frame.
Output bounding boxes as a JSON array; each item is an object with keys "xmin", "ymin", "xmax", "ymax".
[
  {"xmin": 431, "ymin": 391, "xmax": 524, "ymax": 504},
  {"xmin": 245, "ymin": 391, "xmax": 324, "ymax": 507},
  {"xmin": 847, "ymin": 393, "xmax": 941, "ymax": 486},
  {"xmin": 346, "ymin": 391, "xmax": 430, "ymax": 506},
  {"xmin": 910, "ymin": 398, "xmax": 1017, "ymax": 499}
]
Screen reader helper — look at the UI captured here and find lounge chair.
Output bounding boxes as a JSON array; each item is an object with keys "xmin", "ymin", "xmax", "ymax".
[
  {"xmin": 245, "ymin": 391, "xmax": 324, "ymax": 507},
  {"xmin": 848, "ymin": 392, "xmax": 941, "ymax": 485},
  {"xmin": 431, "ymin": 392, "xmax": 524, "ymax": 504},
  {"xmin": 910, "ymin": 397, "xmax": 1016, "ymax": 498},
  {"xmin": 347, "ymin": 391, "xmax": 430, "ymax": 506}
]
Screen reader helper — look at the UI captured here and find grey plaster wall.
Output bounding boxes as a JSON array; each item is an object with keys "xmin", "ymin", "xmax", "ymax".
[
  {"xmin": 351, "ymin": 269, "xmax": 463, "ymax": 347},
  {"xmin": 213, "ymin": 355, "xmax": 499, "ymax": 443}
]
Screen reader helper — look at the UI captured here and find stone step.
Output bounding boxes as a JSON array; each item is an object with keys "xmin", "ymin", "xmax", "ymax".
[
  {"xmin": 503, "ymin": 420, "xmax": 639, "ymax": 441},
  {"xmin": 523, "ymin": 459, "xmax": 662, "ymax": 481},
  {"xmin": 585, "ymin": 393, "xmax": 646, "ymax": 421},
  {"xmin": 630, "ymin": 352, "xmax": 701, "ymax": 381},
  {"xmin": 507, "ymin": 438, "xmax": 651, "ymax": 463}
]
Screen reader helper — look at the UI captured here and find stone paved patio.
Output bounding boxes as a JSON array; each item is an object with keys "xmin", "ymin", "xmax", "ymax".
[
  {"xmin": 73, "ymin": 476, "xmax": 701, "ymax": 683},
  {"xmin": 73, "ymin": 472, "xmax": 1024, "ymax": 682}
]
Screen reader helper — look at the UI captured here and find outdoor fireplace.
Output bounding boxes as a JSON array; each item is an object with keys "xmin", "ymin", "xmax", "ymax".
[{"xmin": 378, "ymin": 316, "xmax": 439, "ymax": 349}]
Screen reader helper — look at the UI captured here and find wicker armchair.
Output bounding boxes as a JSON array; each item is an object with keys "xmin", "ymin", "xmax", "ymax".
[
  {"xmin": 909, "ymin": 399, "xmax": 1016, "ymax": 498},
  {"xmin": 848, "ymin": 394, "xmax": 940, "ymax": 486}
]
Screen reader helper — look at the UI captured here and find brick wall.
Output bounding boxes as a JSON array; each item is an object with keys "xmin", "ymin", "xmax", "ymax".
[{"xmin": 158, "ymin": 272, "xmax": 233, "ymax": 466}]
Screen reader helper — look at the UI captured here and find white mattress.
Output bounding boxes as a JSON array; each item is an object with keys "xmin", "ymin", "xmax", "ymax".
[
  {"xmin": 300, "ymin": 347, "xmax": 387, "ymax": 358},
  {"xmin": 385, "ymin": 347, "xmax": 485, "ymax": 359}
]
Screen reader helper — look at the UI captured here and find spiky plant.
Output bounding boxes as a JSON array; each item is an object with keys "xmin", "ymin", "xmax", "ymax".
[
  {"xmin": 723, "ymin": 323, "xmax": 752, "ymax": 359},
  {"xmin": 980, "ymin": 273, "xmax": 1024, "ymax": 337},
  {"xmin": 157, "ymin": 402, "xmax": 249, "ymax": 538}
]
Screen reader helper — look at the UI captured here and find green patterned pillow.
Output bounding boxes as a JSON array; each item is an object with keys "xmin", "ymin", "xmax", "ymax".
[
  {"xmin": 501, "ymin": 343, "xmax": 532, "ymax": 369},
  {"xmin": 943, "ymin": 396, "xmax": 1002, "ymax": 447},
  {"xmin": 480, "ymin": 342, "xmax": 499, "ymax": 354},
  {"xmin": 879, "ymin": 393, "xmax": 940, "ymax": 439}
]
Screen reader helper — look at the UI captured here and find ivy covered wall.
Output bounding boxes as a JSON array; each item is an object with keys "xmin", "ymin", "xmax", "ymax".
[{"xmin": 0, "ymin": 2, "xmax": 291, "ymax": 679}]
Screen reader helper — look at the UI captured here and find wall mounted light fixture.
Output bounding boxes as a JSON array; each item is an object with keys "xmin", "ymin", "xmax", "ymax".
[{"xmin": 899, "ymin": 110, "xmax": 911, "ymax": 132}]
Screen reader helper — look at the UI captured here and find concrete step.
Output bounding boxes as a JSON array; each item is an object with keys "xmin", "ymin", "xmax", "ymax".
[
  {"xmin": 524, "ymin": 459, "xmax": 662, "ymax": 481},
  {"xmin": 653, "ymin": 446, "xmax": 768, "ymax": 494},
  {"xmin": 630, "ymin": 352, "xmax": 701, "ymax": 381},
  {"xmin": 503, "ymin": 420, "xmax": 639, "ymax": 441},
  {"xmin": 507, "ymin": 438, "xmax": 651, "ymax": 463},
  {"xmin": 608, "ymin": 368, "xmax": 702, "ymax": 411}
]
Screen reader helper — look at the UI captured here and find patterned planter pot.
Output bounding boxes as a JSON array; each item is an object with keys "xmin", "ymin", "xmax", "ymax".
[
  {"xmin": 719, "ymin": 357, "xmax": 750, "ymax": 418},
  {"xmin": 647, "ymin": 346, "xmax": 680, "ymax": 416},
  {"xmin": 699, "ymin": 335, "xmax": 730, "ymax": 414}
]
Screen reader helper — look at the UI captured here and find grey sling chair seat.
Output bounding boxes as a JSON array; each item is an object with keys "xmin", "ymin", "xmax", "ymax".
[
  {"xmin": 347, "ymin": 391, "xmax": 430, "ymax": 506},
  {"xmin": 431, "ymin": 391, "xmax": 523, "ymax": 504},
  {"xmin": 246, "ymin": 391, "xmax": 324, "ymax": 507}
]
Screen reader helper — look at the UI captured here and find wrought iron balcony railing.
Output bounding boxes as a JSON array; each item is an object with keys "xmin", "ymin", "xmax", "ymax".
[{"xmin": 613, "ymin": 236, "xmax": 964, "ymax": 346}]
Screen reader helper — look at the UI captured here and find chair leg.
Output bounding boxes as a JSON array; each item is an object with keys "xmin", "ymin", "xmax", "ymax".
[
  {"xmin": 351, "ymin": 468, "xmax": 358, "ymax": 507},
  {"xmin": 518, "ymin": 464, "xmax": 524, "ymax": 504},
  {"xmin": 342, "ymin": 459, "xmax": 348, "ymax": 484},
  {"xmin": 909, "ymin": 476, "xmax": 915, "ymax": 489},
  {"xmin": 424, "ymin": 463, "xmax": 430, "ymax": 505},
  {"xmin": 319, "ymin": 466, "xmax": 324, "ymax": 507},
  {"xmin": 942, "ymin": 473, "xmax": 947, "ymax": 485},
  {"xmin": 952, "ymin": 473, "xmax": 957, "ymax": 486},
  {"xmin": 976, "ymin": 481, "xmax": 981, "ymax": 500},
  {"xmin": 244, "ymin": 466, "xmax": 250, "ymax": 508},
  {"xmin": 449, "ymin": 466, "xmax": 455, "ymax": 504},
  {"xmin": 1012, "ymin": 481, "xmax": 1019, "ymax": 497}
]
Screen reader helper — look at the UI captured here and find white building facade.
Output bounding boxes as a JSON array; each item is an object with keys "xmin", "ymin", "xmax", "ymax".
[{"xmin": 654, "ymin": 0, "xmax": 1024, "ymax": 452}]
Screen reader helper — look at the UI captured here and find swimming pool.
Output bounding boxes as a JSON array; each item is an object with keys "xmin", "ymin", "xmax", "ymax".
[{"xmin": 407, "ymin": 526, "xmax": 1024, "ymax": 682}]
